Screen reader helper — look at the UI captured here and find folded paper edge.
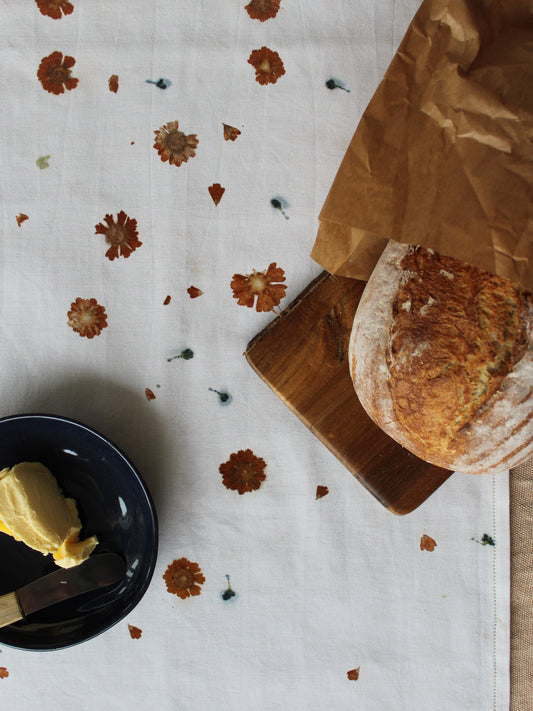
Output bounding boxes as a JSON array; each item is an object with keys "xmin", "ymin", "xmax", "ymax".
[{"xmin": 311, "ymin": 219, "xmax": 389, "ymax": 282}]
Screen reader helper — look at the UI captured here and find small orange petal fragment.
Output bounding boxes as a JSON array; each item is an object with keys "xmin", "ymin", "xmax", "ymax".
[
  {"xmin": 145, "ymin": 388, "xmax": 156, "ymax": 401},
  {"xmin": 347, "ymin": 668, "xmax": 360, "ymax": 681},
  {"xmin": 315, "ymin": 485, "xmax": 329, "ymax": 499},
  {"xmin": 16, "ymin": 213, "xmax": 29, "ymax": 227},
  {"xmin": 208, "ymin": 183, "xmax": 225, "ymax": 206},
  {"xmin": 163, "ymin": 294, "xmax": 172, "ymax": 305},
  {"xmin": 0, "ymin": 667, "xmax": 8, "ymax": 679},
  {"xmin": 108, "ymin": 74, "xmax": 119, "ymax": 93},
  {"xmin": 187, "ymin": 286, "xmax": 204, "ymax": 299},
  {"xmin": 128, "ymin": 624, "xmax": 142, "ymax": 639},
  {"xmin": 223, "ymin": 123, "xmax": 241, "ymax": 141},
  {"xmin": 420, "ymin": 534, "xmax": 437, "ymax": 551}
]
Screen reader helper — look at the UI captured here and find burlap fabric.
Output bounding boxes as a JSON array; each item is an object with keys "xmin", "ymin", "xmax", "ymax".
[{"xmin": 511, "ymin": 459, "xmax": 533, "ymax": 709}]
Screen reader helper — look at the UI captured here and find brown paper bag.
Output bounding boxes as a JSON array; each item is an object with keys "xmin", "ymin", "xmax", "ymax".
[{"xmin": 311, "ymin": 0, "xmax": 533, "ymax": 290}]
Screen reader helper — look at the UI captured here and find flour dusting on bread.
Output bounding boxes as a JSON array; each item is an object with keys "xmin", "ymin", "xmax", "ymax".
[{"xmin": 349, "ymin": 240, "xmax": 533, "ymax": 474}]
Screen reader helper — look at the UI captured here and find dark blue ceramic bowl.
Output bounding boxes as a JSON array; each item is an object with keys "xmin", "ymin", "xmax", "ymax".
[{"xmin": 0, "ymin": 414, "xmax": 158, "ymax": 651}]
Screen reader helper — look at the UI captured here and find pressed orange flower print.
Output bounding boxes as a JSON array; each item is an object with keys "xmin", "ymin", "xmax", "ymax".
[
  {"xmin": 16, "ymin": 213, "xmax": 29, "ymax": 227},
  {"xmin": 223, "ymin": 123, "xmax": 241, "ymax": 141},
  {"xmin": 37, "ymin": 51, "xmax": 78, "ymax": 94},
  {"xmin": 163, "ymin": 558, "xmax": 205, "ymax": 599},
  {"xmin": 128, "ymin": 624, "xmax": 142, "ymax": 639},
  {"xmin": 153, "ymin": 121, "xmax": 198, "ymax": 166},
  {"xmin": 35, "ymin": 0, "xmax": 74, "ymax": 19},
  {"xmin": 95, "ymin": 211, "xmax": 142, "ymax": 260},
  {"xmin": 248, "ymin": 47, "xmax": 285, "ymax": 85},
  {"xmin": 420, "ymin": 534, "xmax": 437, "ymax": 552},
  {"xmin": 208, "ymin": 183, "xmax": 225, "ymax": 206},
  {"xmin": 231, "ymin": 262, "xmax": 287, "ymax": 312},
  {"xmin": 245, "ymin": 0, "xmax": 280, "ymax": 21},
  {"xmin": 219, "ymin": 449, "xmax": 267, "ymax": 494},
  {"xmin": 67, "ymin": 298, "xmax": 108, "ymax": 338}
]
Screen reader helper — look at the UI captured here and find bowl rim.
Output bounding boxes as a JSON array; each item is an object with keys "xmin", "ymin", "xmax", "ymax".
[{"xmin": 0, "ymin": 412, "xmax": 159, "ymax": 651}]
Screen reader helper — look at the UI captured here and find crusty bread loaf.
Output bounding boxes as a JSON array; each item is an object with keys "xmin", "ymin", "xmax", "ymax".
[{"xmin": 349, "ymin": 240, "xmax": 533, "ymax": 474}]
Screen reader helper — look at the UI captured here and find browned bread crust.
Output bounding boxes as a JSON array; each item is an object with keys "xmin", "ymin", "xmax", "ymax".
[{"xmin": 349, "ymin": 241, "xmax": 533, "ymax": 474}]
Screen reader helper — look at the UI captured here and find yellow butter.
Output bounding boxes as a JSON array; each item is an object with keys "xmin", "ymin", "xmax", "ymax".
[
  {"xmin": 0, "ymin": 518, "xmax": 15, "ymax": 537},
  {"xmin": 0, "ymin": 462, "xmax": 98, "ymax": 568}
]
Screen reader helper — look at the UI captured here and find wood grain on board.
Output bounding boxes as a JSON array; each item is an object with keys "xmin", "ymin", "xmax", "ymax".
[{"xmin": 245, "ymin": 271, "xmax": 452, "ymax": 515}]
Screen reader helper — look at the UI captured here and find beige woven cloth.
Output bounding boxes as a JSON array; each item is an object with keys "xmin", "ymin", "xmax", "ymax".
[{"xmin": 510, "ymin": 459, "xmax": 533, "ymax": 709}]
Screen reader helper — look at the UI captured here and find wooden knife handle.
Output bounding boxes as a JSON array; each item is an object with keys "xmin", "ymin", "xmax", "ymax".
[{"xmin": 0, "ymin": 592, "xmax": 23, "ymax": 628}]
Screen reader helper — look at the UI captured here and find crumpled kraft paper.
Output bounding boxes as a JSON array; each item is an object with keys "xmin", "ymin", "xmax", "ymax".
[{"xmin": 311, "ymin": 0, "xmax": 533, "ymax": 291}]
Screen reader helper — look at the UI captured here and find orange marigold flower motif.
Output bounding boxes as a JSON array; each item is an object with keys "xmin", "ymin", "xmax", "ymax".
[
  {"xmin": 16, "ymin": 213, "xmax": 29, "ymax": 227},
  {"xmin": 163, "ymin": 558, "xmax": 205, "ymax": 599},
  {"xmin": 420, "ymin": 534, "xmax": 437, "ymax": 552},
  {"xmin": 208, "ymin": 183, "xmax": 225, "ymax": 206},
  {"xmin": 95, "ymin": 211, "xmax": 142, "ymax": 261},
  {"xmin": 128, "ymin": 624, "xmax": 142, "ymax": 639},
  {"xmin": 219, "ymin": 449, "xmax": 267, "ymax": 495},
  {"xmin": 35, "ymin": 0, "xmax": 74, "ymax": 19},
  {"xmin": 245, "ymin": 0, "xmax": 280, "ymax": 21},
  {"xmin": 247, "ymin": 47, "xmax": 285, "ymax": 85},
  {"xmin": 37, "ymin": 51, "xmax": 78, "ymax": 94},
  {"xmin": 0, "ymin": 667, "xmax": 8, "ymax": 679},
  {"xmin": 108, "ymin": 74, "xmax": 119, "ymax": 93},
  {"xmin": 67, "ymin": 298, "xmax": 108, "ymax": 338},
  {"xmin": 230, "ymin": 262, "xmax": 287, "ymax": 312},
  {"xmin": 347, "ymin": 667, "xmax": 360, "ymax": 681},
  {"xmin": 153, "ymin": 121, "xmax": 198, "ymax": 166},
  {"xmin": 223, "ymin": 123, "xmax": 241, "ymax": 141}
]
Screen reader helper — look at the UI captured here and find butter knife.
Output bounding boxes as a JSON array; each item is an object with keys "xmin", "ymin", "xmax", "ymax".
[{"xmin": 0, "ymin": 553, "xmax": 126, "ymax": 628}]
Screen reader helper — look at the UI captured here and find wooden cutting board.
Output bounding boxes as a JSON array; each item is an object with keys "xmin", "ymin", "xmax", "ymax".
[{"xmin": 245, "ymin": 271, "xmax": 453, "ymax": 515}]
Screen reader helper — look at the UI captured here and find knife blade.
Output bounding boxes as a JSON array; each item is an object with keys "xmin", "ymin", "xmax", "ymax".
[{"xmin": 0, "ymin": 553, "xmax": 126, "ymax": 628}]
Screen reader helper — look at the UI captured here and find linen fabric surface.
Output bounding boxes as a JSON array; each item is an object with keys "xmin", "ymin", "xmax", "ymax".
[{"xmin": 0, "ymin": 2, "xmax": 509, "ymax": 710}]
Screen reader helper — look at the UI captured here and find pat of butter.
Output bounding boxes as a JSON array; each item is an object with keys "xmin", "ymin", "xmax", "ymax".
[{"xmin": 0, "ymin": 462, "xmax": 98, "ymax": 568}]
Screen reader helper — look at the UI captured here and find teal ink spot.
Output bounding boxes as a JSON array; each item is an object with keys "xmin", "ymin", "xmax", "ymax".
[
  {"xmin": 471, "ymin": 534, "xmax": 495, "ymax": 546},
  {"xmin": 271, "ymin": 197, "xmax": 289, "ymax": 220},
  {"xmin": 325, "ymin": 78, "xmax": 350, "ymax": 92},
  {"xmin": 221, "ymin": 575, "xmax": 236, "ymax": 601},
  {"xmin": 209, "ymin": 388, "xmax": 232, "ymax": 405},
  {"xmin": 146, "ymin": 78, "xmax": 171, "ymax": 89},
  {"xmin": 167, "ymin": 348, "xmax": 194, "ymax": 362},
  {"xmin": 36, "ymin": 155, "xmax": 51, "ymax": 169}
]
